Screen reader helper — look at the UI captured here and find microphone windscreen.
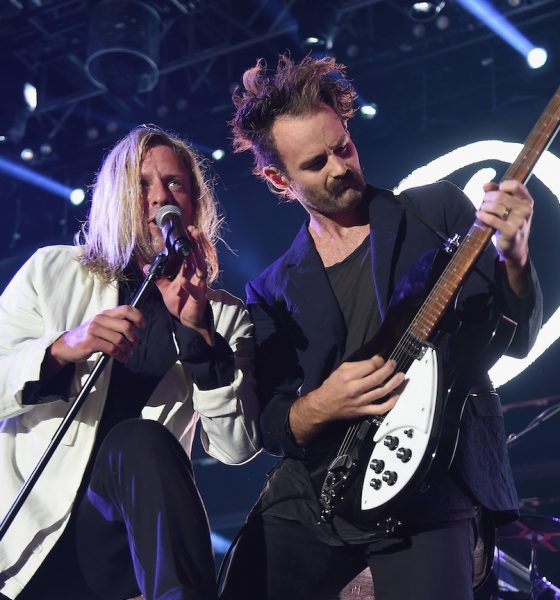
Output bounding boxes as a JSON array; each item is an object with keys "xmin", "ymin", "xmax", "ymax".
[{"xmin": 155, "ymin": 204, "xmax": 182, "ymax": 227}]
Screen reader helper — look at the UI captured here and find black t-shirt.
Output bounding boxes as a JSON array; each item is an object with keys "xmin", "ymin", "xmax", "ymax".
[
  {"xmin": 94, "ymin": 264, "xmax": 234, "ymax": 449},
  {"xmin": 253, "ymin": 237, "xmax": 477, "ymax": 546},
  {"xmin": 325, "ymin": 235, "xmax": 380, "ymax": 362}
]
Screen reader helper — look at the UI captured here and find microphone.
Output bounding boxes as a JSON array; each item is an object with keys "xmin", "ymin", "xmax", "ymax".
[{"xmin": 155, "ymin": 205, "xmax": 193, "ymax": 258}]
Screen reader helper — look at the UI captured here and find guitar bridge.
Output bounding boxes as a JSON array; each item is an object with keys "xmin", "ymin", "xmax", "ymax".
[
  {"xmin": 319, "ymin": 455, "xmax": 357, "ymax": 523},
  {"xmin": 319, "ymin": 419, "xmax": 377, "ymax": 523}
]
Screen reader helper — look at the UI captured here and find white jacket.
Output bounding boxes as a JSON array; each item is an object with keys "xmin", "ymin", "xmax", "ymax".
[{"xmin": 0, "ymin": 245, "xmax": 260, "ymax": 599}]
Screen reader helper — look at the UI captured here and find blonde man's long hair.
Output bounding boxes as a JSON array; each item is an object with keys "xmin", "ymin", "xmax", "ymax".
[{"xmin": 78, "ymin": 125, "xmax": 221, "ymax": 283}]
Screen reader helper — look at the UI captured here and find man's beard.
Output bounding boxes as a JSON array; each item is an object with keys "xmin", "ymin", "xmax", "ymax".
[
  {"xmin": 329, "ymin": 169, "xmax": 366, "ymax": 199},
  {"xmin": 301, "ymin": 169, "xmax": 366, "ymax": 215},
  {"xmin": 134, "ymin": 226, "xmax": 163, "ymax": 266}
]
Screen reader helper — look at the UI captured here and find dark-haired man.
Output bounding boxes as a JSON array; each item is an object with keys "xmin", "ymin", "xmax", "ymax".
[{"xmin": 220, "ymin": 54, "xmax": 542, "ymax": 600}]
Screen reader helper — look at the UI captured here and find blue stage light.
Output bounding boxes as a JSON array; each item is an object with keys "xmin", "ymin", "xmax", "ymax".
[
  {"xmin": 527, "ymin": 47, "xmax": 547, "ymax": 69},
  {"xmin": 20, "ymin": 148, "xmax": 34, "ymax": 162},
  {"xmin": 212, "ymin": 148, "xmax": 225, "ymax": 161},
  {"xmin": 456, "ymin": 0, "xmax": 547, "ymax": 68},
  {"xmin": 70, "ymin": 188, "xmax": 86, "ymax": 206},
  {"xmin": 359, "ymin": 104, "xmax": 378, "ymax": 120},
  {"xmin": 0, "ymin": 155, "xmax": 81, "ymax": 202},
  {"xmin": 357, "ymin": 94, "xmax": 378, "ymax": 120},
  {"xmin": 23, "ymin": 82, "xmax": 37, "ymax": 112}
]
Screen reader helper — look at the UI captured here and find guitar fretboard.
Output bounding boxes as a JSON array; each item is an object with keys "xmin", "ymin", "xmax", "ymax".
[{"xmin": 406, "ymin": 86, "xmax": 560, "ymax": 345}]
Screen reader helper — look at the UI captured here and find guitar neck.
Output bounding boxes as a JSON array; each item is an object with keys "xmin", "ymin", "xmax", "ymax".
[{"xmin": 406, "ymin": 86, "xmax": 560, "ymax": 345}]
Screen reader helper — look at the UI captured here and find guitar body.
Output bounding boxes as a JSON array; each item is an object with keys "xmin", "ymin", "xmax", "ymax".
[
  {"xmin": 359, "ymin": 343, "xmax": 443, "ymax": 515},
  {"xmin": 319, "ymin": 306, "xmax": 517, "ymax": 527}
]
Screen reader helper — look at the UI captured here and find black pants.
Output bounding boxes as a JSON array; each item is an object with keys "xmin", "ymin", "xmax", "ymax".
[
  {"xmin": 219, "ymin": 513, "xmax": 476, "ymax": 600},
  {"xmin": 5, "ymin": 419, "xmax": 217, "ymax": 600}
]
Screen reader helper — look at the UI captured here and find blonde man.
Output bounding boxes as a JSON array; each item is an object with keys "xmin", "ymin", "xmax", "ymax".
[{"xmin": 0, "ymin": 125, "xmax": 260, "ymax": 600}]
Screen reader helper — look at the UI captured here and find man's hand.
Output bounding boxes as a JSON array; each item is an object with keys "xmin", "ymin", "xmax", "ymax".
[
  {"xmin": 151, "ymin": 226, "xmax": 214, "ymax": 346},
  {"xmin": 289, "ymin": 355, "xmax": 405, "ymax": 446},
  {"xmin": 477, "ymin": 180, "xmax": 534, "ymax": 296},
  {"xmin": 46, "ymin": 305, "xmax": 146, "ymax": 375}
]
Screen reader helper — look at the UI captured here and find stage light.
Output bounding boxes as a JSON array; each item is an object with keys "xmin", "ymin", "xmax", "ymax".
[
  {"xmin": 86, "ymin": 127, "xmax": 100, "ymax": 140},
  {"xmin": 211, "ymin": 149, "xmax": 225, "ymax": 161},
  {"xmin": 0, "ymin": 156, "xmax": 86, "ymax": 202},
  {"xmin": 23, "ymin": 82, "xmax": 37, "ymax": 112},
  {"xmin": 1, "ymin": 70, "xmax": 34, "ymax": 144},
  {"xmin": 20, "ymin": 148, "xmax": 34, "ymax": 162},
  {"xmin": 435, "ymin": 14, "xmax": 450, "ymax": 30},
  {"xmin": 0, "ymin": 135, "xmax": 7, "ymax": 143},
  {"xmin": 294, "ymin": 0, "xmax": 340, "ymax": 51},
  {"xmin": 70, "ymin": 188, "xmax": 86, "ymax": 206},
  {"xmin": 456, "ymin": 0, "xmax": 547, "ymax": 69},
  {"xmin": 39, "ymin": 142, "xmax": 53, "ymax": 156},
  {"xmin": 527, "ymin": 47, "xmax": 547, "ymax": 69},
  {"xmin": 412, "ymin": 23, "xmax": 427, "ymax": 38},
  {"xmin": 86, "ymin": 0, "xmax": 160, "ymax": 95},
  {"xmin": 359, "ymin": 104, "xmax": 378, "ymax": 120},
  {"xmin": 409, "ymin": 1, "xmax": 446, "ymax": 22}
]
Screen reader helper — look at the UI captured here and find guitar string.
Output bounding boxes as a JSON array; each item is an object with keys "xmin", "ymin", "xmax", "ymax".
[
  {"xmin": 333, "ymin": 240, "xmax": 472, "ymax": 459},
  {"xmin": 336, "ymin": 332, "xmax": 412, "ymax": 457}
]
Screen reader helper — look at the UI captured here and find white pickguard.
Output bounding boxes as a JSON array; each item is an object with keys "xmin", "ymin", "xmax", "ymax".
[{"xmin": 361, "ymin": 346, "xmax": 440, "ymax": 510}]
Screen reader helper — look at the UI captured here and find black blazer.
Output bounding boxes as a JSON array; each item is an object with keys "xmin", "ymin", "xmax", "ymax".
[{"xmin": 247, "ymin": 181, "xmax": 542, "ymax": 525}]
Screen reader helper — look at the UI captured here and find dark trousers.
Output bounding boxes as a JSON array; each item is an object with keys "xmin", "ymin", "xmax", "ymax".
[
  {"xmin": 219, "ymin": 513, "xmax": 476, "ymax": 600},
  {"xmin": 4, "ymin": 419, "xmax": 217, "ymax": 600}
]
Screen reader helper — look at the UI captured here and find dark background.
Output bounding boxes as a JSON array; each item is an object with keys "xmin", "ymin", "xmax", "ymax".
[{"xmin": 1, "ymin": 0, "xmax": 559, "ymax": 592}]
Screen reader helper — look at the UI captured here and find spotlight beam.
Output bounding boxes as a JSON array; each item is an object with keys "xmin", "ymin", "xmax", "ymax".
[
  {"xmin": 0, "ymin": 155, "xmax": 76, "ymax": 201},
  {"xmin": 456, "ymin": 0, "xmax": 544, "ymax": 62}
]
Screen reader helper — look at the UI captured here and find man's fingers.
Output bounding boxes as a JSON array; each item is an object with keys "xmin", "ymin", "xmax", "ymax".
[
  {"xmin": 110, "ymin": 305, "xmax": 146, "ymax": 327},
  {"xmin": 363, "ymin": 391, "xmax": 400, "ymax": 416},
  {"xmin": 93, "ymin": 311, "xmax": 143, "ymax": 345},
  {"xmin": 187, "ymin": 226, "xmax": 209, "ymax": 282},
  {"xmin": 91, "ymin": 336, "xmax": 134, "ymax": 363},
  {"xmin": 338, "ymin": 355, "xmax": 393, "ymax": 381},
  {"xmin": 361, "ymin": 371, "xmax": 406, "ymax": 405},
  {"xmin": 343, "ymin": 357, "xmax": 399, "ymax": 396}
]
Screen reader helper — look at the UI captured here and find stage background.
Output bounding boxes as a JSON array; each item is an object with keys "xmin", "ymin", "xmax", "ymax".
[{"xmin": 1, "ymin": 0, "xmax": 559, "ymax": 591}]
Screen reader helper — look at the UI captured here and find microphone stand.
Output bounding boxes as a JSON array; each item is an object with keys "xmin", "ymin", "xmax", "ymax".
[
  {"xmin": 0, "ymin": 250, "xmax": 171, "ymax": 542},
  {"xmin": 506, "ymin": 401, "xmax": 560, "ymax": 449}
]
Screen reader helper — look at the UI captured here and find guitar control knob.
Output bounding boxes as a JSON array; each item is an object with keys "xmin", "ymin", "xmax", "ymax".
[
  {"xmin": 404, "ymin": 429, "xmax": 414, "ymax": 438},
  {"xmin": 369, "ymin": 478, "xmax": 382, "ymax": 490},
  {"xmin": 384, "ymin": 435, "xmax": 399, "ymax": 450},
  {"xmin": 396, "ymin": 448, "xmax": 412, "ymax": 463},
  {"xmin": 369, "ymin": 459, "xmax": 385, "ymax": 473},
  {"xmin": 382, "ymin": 471, "xmax": 398, "ymax": 486}
]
